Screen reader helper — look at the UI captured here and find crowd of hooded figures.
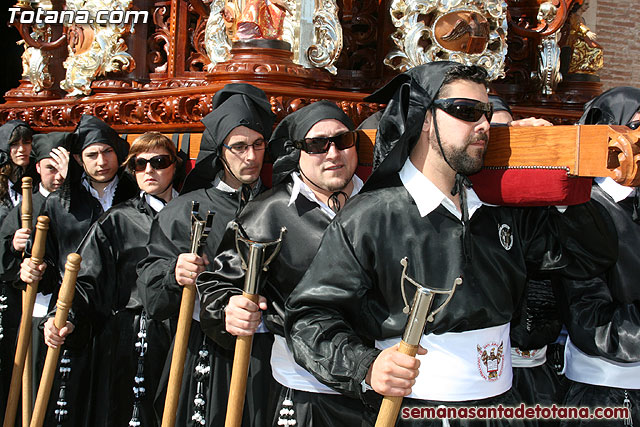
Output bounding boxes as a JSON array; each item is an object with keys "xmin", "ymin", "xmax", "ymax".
[{"xmin": 0, "ymin": 62, "xmax": 639, "ymax": 427}]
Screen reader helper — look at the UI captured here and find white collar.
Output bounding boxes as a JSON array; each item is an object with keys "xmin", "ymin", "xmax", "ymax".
[
  {"xmin": 213, "ymin": 174, "xmax": 238, "ymax": 193},
  {"xmin": 82, "ymin": 173, "xmax": 119, "ymax": 212},
  {"xmin": 144, "ymin": 189, "xmax": 178, "ymax": 213},
  {"xmin": 398, "ymin": 157, "xmax": 487, "ymax": 220},
  {"xmin": 8, "ymin": 185, "xmax": 21, "ymax": 207},
  {"xmin": 288, "ymin": 172, "xmax": 364, "ymax": 219},
  {"xmin": 38, "ymin": 183, "xmax": 51, "ymax": 198},
  {"xmin": 595, "ymin": 177, "xmax": 636, "ymax": 202}
]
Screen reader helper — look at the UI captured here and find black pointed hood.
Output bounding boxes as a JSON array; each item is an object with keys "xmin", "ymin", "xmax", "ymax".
[
  {"xmin": 362, "ymin": 61, "xmax": 460, "ymax": 190},
  {"xmin": 0, "ymin": 120, "xmax": 32, "ymax": 167},
  {"xmin": 579, "ymin": 86, "xmax": 640, "ymax": 126},
  {"xmin": 181, "ymin": 83, "xmax": 275, "ymax": 193},
  {"xmin": 32, "ymin": 132, "xmax": 72, "ymax": 162},
  {"xmin": 269, "ymin": 100, "xmax": 355, "ymax": 185},
  {"xmin": 72, "ymin": 115, "xmax": 129, "ymax": 164}
]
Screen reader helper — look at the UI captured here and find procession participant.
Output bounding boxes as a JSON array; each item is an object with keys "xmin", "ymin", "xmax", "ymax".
[
  {"xmin": 0, "ymin": 120, "xmax": 35, "ymax": 213},
  {"xmin": 284, "ymin": 62, "xmax": 617, "ymax": 426},
  {"xmin": 136, "ymin": 83, "xmax": 275, "ymax": 427},
  {"xmin": 19, "ymin": 114, "xmax": 137, "ymax": 426},
  {"xmin": 198, "ymin": 100, "xmax": 367, "ymax": 426},
  {"xmin": 41, "ymin": 132, "xmax": 181, "ymax": 427},
  {"xmin": 489, "ymin": 95, "xmax": 562, "ymax": 424},
  {"xmin": 558, "ymin": 86, "xmax": 640, "ymax": 427},
  {"xmin": 0, "ymin": 129, "xmax": 67, "ymax": 418}
]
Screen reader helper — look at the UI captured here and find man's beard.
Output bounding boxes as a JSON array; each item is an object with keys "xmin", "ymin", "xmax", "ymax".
[{"xmin": 432, "ymin": 133, "xmax": 488, "ymax": 175}]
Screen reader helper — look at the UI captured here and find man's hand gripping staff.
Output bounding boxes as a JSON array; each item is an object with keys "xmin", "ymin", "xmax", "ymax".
[{"xmin": 374, "ymin": 258, "xmax": 461, "ymax": 427}]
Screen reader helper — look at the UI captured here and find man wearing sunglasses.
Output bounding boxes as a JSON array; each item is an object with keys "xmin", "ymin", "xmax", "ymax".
[
  {"xmin": 555, "ymin": 87, "xmax": 640, "ymax": 427},
  {"xmin": 197, "ymin": 101, "xmax": 366, "ymax": 426},
  {"xmin": 285, "ymin": 62, "xmax": 616, "ymax": 426},
  {"xmin": 19, "ymin": 114, "xmax": 138, "ymax": 426},
  {"xmin": 136, "ymin": 83, "xmax": 277, "ymax": 426}
]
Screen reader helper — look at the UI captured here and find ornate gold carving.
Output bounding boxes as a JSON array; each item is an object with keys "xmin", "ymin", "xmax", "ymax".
[
  {"xmin": 385, "ymin": 0, "xmax": 508, "ymax": 80},
  {"xmin": 567, "ymin": 18, "xmax": 603, "ymax": 75},
  {"xmin": 536, "ymin": 2, "xmax": 562, "ymax": 95},
  {"xmin": 60, "ymin": 0, "xmax": 136, "ymax": 96},
  {"xmin": 20, "ymin": 24, "xmax": 55, "ymax": 93}
]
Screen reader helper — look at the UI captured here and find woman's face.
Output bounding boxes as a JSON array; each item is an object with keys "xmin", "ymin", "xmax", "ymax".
[
  {"xmin": 10, "ymin": 137, "xmax": 32, "ymax": 167},
  {"xmin": 132, "ymin": 148, "xmax": 176, "ymax": 198}
]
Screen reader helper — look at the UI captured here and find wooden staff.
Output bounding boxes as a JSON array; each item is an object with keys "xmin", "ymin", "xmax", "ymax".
[
  {"xmin": 3, "ymin": 216, "xmax": 49, "ymax": 427},
  {"xmin": 225, "ymin": 224, "xmax": 286, "ymax": 427},
  {"xmin": 225, "ymin": 245, "xmax": 265, "ymax": 427},
  {"xmin": 375, "ymin": 260, "xmax": 460, "ymax": 427},
  {"xmin": 30, "ymin": 253, "xmax": 82, "ymax": 427},
  {"xmin": 21, "ymin": 176, "xmax": 33, "ymax": 427},
  {"xmin": 161, "ymin": 203, "xmax": 212, "ymax": 427}
]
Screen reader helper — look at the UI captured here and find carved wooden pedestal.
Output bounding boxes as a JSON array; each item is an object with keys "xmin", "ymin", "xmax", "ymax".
[{"xmin": 206, "ymin": 40, "xmax": 333, "ymax": 88}]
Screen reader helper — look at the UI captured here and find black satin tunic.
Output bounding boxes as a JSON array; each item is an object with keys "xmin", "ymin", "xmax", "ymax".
[
  {"xmin": 560, "ymin": 184, "xmax": 640, "ymax": 363},
  {"xmin": 137, "ymin": 186, "xmax": 242, "ymax": 321},
  {"xmin": 69, "ymin": 194, "xmax": 171, "ymax": 427},
  {"xmin": 285, "ymin": 175, "xmax": 617, "ymax": 399},
  {"xmin": 198, "ymin": 180, "xmax": 331, "ymax": 348},
  {"xmin": 35, "ymin": 174, "xmax": 138, "ymax": 298}
]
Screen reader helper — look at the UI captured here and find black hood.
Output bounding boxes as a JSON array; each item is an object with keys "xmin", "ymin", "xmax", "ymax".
[
  {"xmin": 579, "ymin": 86, "xmax": 640, "ymax": 126},
  {"xmin": 181, "ymin": 83, "xmax": 275, "ymax": 193},
  {"xmin": 362, "ymin": 61, "xmax": 459, "ymax": 190},
  {"xmin": 32, "ymin": 132, "xmax": 72, "ymax": 162},
  {"xmin": 269, "ymin": 100, "xmax": 355, "ymax": 185},
  {"xmin": 0, "ymin": 120, "xmax": 32, "ymax": 167}
]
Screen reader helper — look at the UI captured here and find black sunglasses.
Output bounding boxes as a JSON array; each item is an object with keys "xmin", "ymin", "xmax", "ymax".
[
  {"xmin": 433, "ymin": 98, "xmax": 494, "ymax": 123},
  {"xmin": 130, "ymin": 155, "xmax": 175, "ymax": 172},
  {"xmin": 627, "ymin": 120, "xmax": 640, "ymax": 130},
  {"xmin": 295, "ymin": 131, "xmax": 358, "ymax": 154}
]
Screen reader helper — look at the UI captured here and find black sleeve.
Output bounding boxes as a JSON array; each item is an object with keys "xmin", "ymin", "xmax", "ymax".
[
  {"xmin": 196, "ymin": 224, "xmax": 244, "ymax": 350},
  {"xmin": 0, "ymin": 204, "xmax": 23, "ymax": 281},
  {"xmin": 559, "ymin": 274, "xmax": 640, "ymax": 363},
  {"xmin": 285, "ymin": 219, "xmax": 381, "ymax": 400},
  {"xmin": 522, "ymin": 202, "xmax": 618, "ymax": 280},
  {"xmin": 136, "ymin": 212, "xmax": 186, "ymax": 321}
]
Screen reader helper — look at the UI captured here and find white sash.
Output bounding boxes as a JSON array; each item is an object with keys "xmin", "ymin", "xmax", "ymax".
[
  {"xmin": 271, "ymin": 334, "xmax": 339, "ymax": 394},
  {"xmin": 511, "ymin": 345, "xmax": 547, "ymax": 368},
  {"xmin": 376, "ymin": 324, "xmax": 513, "ymax": 401},
  {"xmin": 564, "ymin": 337, "xmax": 640, "ymax": 389},
  {"xmin": 32, "ymin": 293, "xmax": 52, "ymax": 318}
]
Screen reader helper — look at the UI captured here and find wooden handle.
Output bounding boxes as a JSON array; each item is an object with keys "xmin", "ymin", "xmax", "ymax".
[
  {"xmin": 375, "ymin": 341, "xmax": 419, "ymax": 427},
  {"xmin": 161, "ymin": 284, "xmax": 197, "ymax": 427},
  {"xmin": 3, "ymin": 216, "xmax": 50, "ymax": 427},
  {"xmin": 30, "ymin": 253, "xmax": 82, "ymax": 427},
  {"xmin": 21, "ymin": 177, "xmax": 33, "ymax": 230},
  {"xmin": 225, "ymin": 292, "xmax": 259, "ymax": 427}
]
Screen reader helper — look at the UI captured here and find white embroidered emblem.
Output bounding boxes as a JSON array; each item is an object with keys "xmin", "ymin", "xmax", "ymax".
[
  {"xmin": 477, "ymin": 341, "xmax": 505, "ymax": 381},
  {"xmin": 498, "ymin": 224, "xmax": 513, "ymax": 250},
  {"xmin": 514, "ymin": 348, "xmax": 539, "ymax": 359}
]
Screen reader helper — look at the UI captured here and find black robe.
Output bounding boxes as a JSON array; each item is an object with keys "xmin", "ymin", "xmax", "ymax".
[
  {"xmin": 137, "ymin": 185, "xmax": 273, "ymax": 427},
  {"xmin": 70, "ymin": 194, "xmax": 173, "ymax": 427},
  {"xmin": 558, "ymin": 184, "xmax": 640, "ymax": 426},
  {"xmin": 285, "ymin": 175, "xmax": 616, "ymax": 426},
  {"xmin": 34, "ymin": 172, "xmax": 138, "ymax": 427},
  {"xmin": 198, "ymin": 179, "xmax": 370, "ymax": 427}
]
